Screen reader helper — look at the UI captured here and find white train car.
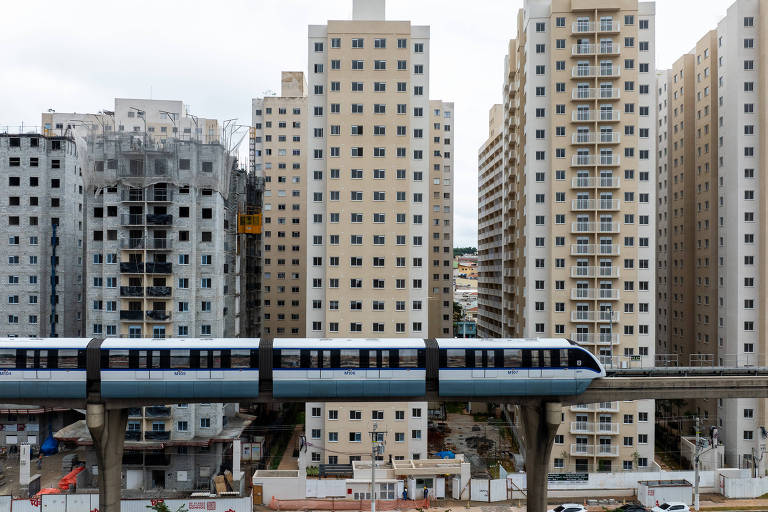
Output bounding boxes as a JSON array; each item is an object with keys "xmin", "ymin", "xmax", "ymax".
[
  {"xmin": 272, "ymin": 338, "xmax": 426, "ymax": 398},
  {"xmin": 100, "ymin": 338, "xmax": 259, "ymax": 399}
]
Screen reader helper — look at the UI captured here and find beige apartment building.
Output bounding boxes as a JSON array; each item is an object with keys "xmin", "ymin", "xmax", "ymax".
[
  {"xmin": 479, "ymin": 0, "xmax": 657, "ymax": 472},
  {"xmin": 252, "ymin": 72, "xmax": 308, "ymax": 337},
  {"xmin": 300, "ymin": 402, "xmax": 428, "ymax": 467},
  {"xmin": 477, "ymin": 105, "xmax": 505, "ymax": 337},
  {"xmin": 656, "ymin": 0, "xmax": 768, "ymax": 471}
]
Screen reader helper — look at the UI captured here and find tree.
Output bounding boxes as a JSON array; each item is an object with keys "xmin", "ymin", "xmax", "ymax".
[
  {"xmin": 146, "ymin": 501, "xmax": 188, "ymax": 512},
  {"xmin": 453, "ymin": 247, "xmax": 477, "ymax": 257},
  {"xmin": 453, "ymin": 302, "xmax": 464, "ymax": 322}
]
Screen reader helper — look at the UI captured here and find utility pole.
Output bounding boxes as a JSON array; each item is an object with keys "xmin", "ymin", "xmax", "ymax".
[
  {"xmin": 694, "ymin": 416, "xmax": 700, "ymax": 511},
  {"xmin": 369, "ymin": 423, "xmax": 386, "ymax": 512}
]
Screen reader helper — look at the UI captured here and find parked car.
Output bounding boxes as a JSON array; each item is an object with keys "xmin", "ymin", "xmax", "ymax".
[
  {"xmin": 651, "ymin": 503, "xmax": 690, "ymax": 512},
  {"xmin": 613, "ymin": 504, "xmax": 648, "ymax": 512},
  {"xmin": 549, "ymin": 504, "xmax": 588, "ymax": 512}
]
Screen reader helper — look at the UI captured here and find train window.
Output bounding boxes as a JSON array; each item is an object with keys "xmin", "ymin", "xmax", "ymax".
[
  {"xmin": 486, "ymin": 350, "xmax": 494, "ymax": 368},
  {"xmin": 198, "ymin": 351, "xmax": 209, "ymax": 369},
  {"xmin": 557, "ymin": 349, "xmax": 569, "ymax": 367},
  {"xmin": 59, "ymin": 350, "xmax": 79, "ymax": 369},
  {"xmin": 40, "ymin": 350, "xmax": 49, "ymax": 369},
  {"xmin": 170, "ymin": 350, "xmax": 190, "ymax": 369},
  {"xmin": 473, "ymin": 351, "xmax": 482, "ymax": 368},
  {"xmin": 109, "ymin": 350, "xmax": 130, "ymax": 369},
  {"xmin": 399, "ymin": 349, "xmax": 418, "ymax": 368},
  {"xmin": 212, "ymin": 351, "xmax": 222, "ymax": 368},
  {"xmin": 231, "ymin": 350, "xmax": 251, "ymax": 369},
  {"xmin": 309, "ymin": 350, "xmax": 320, "ymax": 368},
  {"xmin": 446, "ymin": 349, "xmax": 464, "ymax": 368},
  {"xmin": 367, "ymin": 350, "xmax": 378, "ymax": 368},
  {"xmin": 504, "ymin": 349, "xmax": 522, "ymax": 367},
  {"xmin": 280, "ymin": 349, "xmax": 300, "ymax": 368},
  {"xmin": 541, "ymin": 350, "xmax": 552, "ymax": 367},
  {"xmin": 26, "ymin": 350, "xmax": 35, "ymax": 369},
  {"xmin": 0, "ymin": 350, "xmax": 15, "ymax": 368},
  {"xmin": 381, "ymin": 350, "xmax": 389, "ymax": 368},
  {"xmin": 151, "ymin": 351, "xmax": 161, "ymax": 369},
  {"xmin": 340, "ymin": 350, "xmax": 359, "ymax": 368},
  {"xmin": 137, "ymin": 350, "xmax": 149, "ymax": 369}
]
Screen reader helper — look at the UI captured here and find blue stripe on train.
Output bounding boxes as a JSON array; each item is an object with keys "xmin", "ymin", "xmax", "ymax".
[
  {"xmin": 438, "ymin": 379, "xmax": 593, "ymax": 396},
  {"xmin": 0, "ymin": 382, "xmax": 86, "ymax": 399},
  {"xmin": 273, "ymin": 380, "xmax": 426, "ymax": 398},
  {"xmin": 101, "ymin": 381, "xmax": 258, "ymax": 399}
]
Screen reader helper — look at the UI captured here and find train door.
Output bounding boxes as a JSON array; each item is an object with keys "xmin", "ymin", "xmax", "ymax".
[
  {"xmin": 150, "ymin": 351, "xmax": 164, "ymax": 380},
  {"xmin": 379, "ymin": 350, "xmax": 392, "ymax": 379},
  {"xmin": 135, "ymin": 351, "xmax": 150, "ymax": 380},
  {"xmin": 483, "ymin": 350, "xmax": 498, "ymax": 379},
  {"xmin": 319, "ymin": 350, "xmax": 333, "ymax": 379},
  {"xmin": 471, "ymin": 351, "xmax": 484, "ymax": 378},
  {"xmin": 210, "ymin": 350, "xmax": 224, "ymax": 380},
  {"xmin": 37, "ymin": 350, "xmax": 50, "ymax": 380},
  {"xmin": 528, "ymin": 350, "xmax": 543, "ymax": 378},
  {"xmin": 366, "ymin": 350, "xmax": 379, "ymax": 380},
  {"xmin": 307, "ymin": 350, "xmax": 320, "ymax": 379}
]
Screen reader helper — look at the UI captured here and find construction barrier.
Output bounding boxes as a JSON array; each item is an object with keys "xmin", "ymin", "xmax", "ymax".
[{"xmin": 269, "ymin": 496, "xmax": 431, "ymax": 511}]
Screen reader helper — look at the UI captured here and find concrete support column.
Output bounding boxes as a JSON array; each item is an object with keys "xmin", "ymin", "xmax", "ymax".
[
  {"xmin": 87, "ymin": 403, "xmax": 127, "ymax": 512},
  {"xmin": 521, "ymin": 401, "xmax": 562, "ymax": 512}
]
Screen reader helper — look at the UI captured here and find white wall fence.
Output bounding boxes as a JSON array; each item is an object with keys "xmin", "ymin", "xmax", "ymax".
[
  {"xmin": 720, "ymin": 475, "xmax": 768, "ymax": 498},
  {"xmin": 7, "ymin": 494, "xmax": 252, "ymax": 511}
]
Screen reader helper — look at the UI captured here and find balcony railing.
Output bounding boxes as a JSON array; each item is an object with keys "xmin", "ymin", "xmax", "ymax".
[
  {"xmin": 146, "ymin": 286, "xmax": 172, "ymax": 297},
  {"xmin": 570, "ymin": 244, "xmax": 621, "ymax": 256},
  {"xmin": 119, "ymin": 262, "xmax": 144, "ymax": 273},
  {"xmin": 570, "ymin": 444, "xmax": 619, "ymax": 456},
  {"xmin": 571, "ymin": 66, "xmax": 622, "ymax": 78},
  {"xmin": 145, "ymin": 262, "xmax": 172, "ymax": 274},
  {"xmin": 570, "ymin": 221, "xmax": 621, "ymax": 234},
  {"xmin": 571, "ymin": 21, "xmax": 620, "ymax": 33},
  {"xmin": 570, "ymin": 332, "xmax": 621, "ymax": 346},
  {"xmin": 144, "ymin": 430, "xmax": 171, "ymax": 441},
  {"xmin": 145, "ymin": 406, "xmax": 171, "ymax": 418},
  {"xmin": 572, "ymin": 21, "xmax": 596, "ymax": 33},
  {"xmin": 571, "ymin": 199, "xmax": 621, "ymax": 211},
  {"xmin": 571, "ymin": 177, "xmax": 621, "ymax": 188},
  {"xmin": 119, "ymin": 310, "xmax": 143, "ymax": 321},
  {"xmin": 146, "ymin": 214, "xmax": 173, "ymax": 226},
  {"xmin": 571, "ymin": 155, "xmax": 621, "ymax": 166},
  {"xmin": 572, "ymin": 88, "xmax": 621, "ymax": 101},
  {"xmin": 570, "ymin": 421, "xmax": 620, "ymax": 434},
  {"xmin": 146, "ymin": 310, "xmax": 172, "ymax": 322},
  {"xmin": 571, "ymin": 132, "xmax": 621, "ymax": 144},
  {"xmin": 570, "ymin": 266, "xmax": 620, "ymax": 278},
  {"xmin": 570, "ymin": 288, "xmax": 620, "ymax": 300},
  {"xmin": 120, "ymin": 214, "xmax": 145, "ymax": 226},
  {"xmin": 120, "ymin": 189, "xmax": 175, "ymax": 202},
  {"xmin": 570, "ymin": 310, "xmax": 621, "ymax": 323},
  {"xmin": 598, "ymin": 21, "xmax": 621, "ymax": 32},
  {"xmin": 571, "ymin": 43, "xmax": 621, "ymax": 56},
  {"xmin": 147, "ymin": 238, "xmax": 172, "ymax": 250},
  {"xmin": 120, "ymin": 238, "xmax": 145, "ymax": 250},
  {"xmin": 570, "ymin": 402, "xmax": 619, "ymax": 412},
  {"xmin": 120, "ymin": 286, "xmax": 144, "ymax": 297}
]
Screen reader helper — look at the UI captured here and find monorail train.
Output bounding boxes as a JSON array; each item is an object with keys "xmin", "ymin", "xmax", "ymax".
[{"xmin": 0, "ymin": 337, "xmax": 605, "ymax": 400}]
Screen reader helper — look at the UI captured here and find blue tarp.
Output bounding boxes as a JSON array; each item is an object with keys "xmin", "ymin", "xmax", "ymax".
[
  {"xmin": 435, "ymin": 450, "xmax": 455, "ymax": 459},
  {"xmin": 40, "ymin": 433, "xmax": 58, "ymax": 455}
]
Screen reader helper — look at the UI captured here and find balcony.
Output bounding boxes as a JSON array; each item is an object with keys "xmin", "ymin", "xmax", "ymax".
[
  {"xmin": 146, "ymin": 190, "xmax": 173, "ymax": 202},
  {"xmin": 571, "ymin": 155, "xmax": 621, "ymax": 167},
  {"xmin": 571, "ymin": 66, "xmax": 622, "ymax": 79},
  {"xmin": 570, "ymin": 402, "xmax": 619, "ymax": 412},
  {"xmin": 570, "ymin": 310, "xmax": 620, "ymax": 323},
  {"xmin": 120, "ymin": 238, "xmax": 145, "ymax": 250},
  {"xmin": 147, "ymin": 238, "xmax": 172, "ymax": 250},
  {"xmin": 571, "ymin": 43, "xmax": 621, "ymax": 56},
  {"xmin": 570, "ymin": 444, "xmax": 620, "ymax": 457},
  {"xmin": 570, "ymin": 422, "xmax": 621, "ymax": 434},
  {"xmin": 570, "ymin": 266, "xmax": 620, "ymax": 278},
  {"xmin": 146, "ymin": 286, "xmax": 172, "ymax": 297},
  {"xmin": 570, "ymin": 288, "xmax": 620, "ymax": 300},
  {"xmin": 124, "ymin": 431, "xmax": 141, "ymax": 441},
  {"xmin": 145, "ymin": 406, "xmax": 171, "ymax": 418},
  {"xmin": 571, "ymin": 21, "xmax": 596, "ymax": 33},
  {"xmin": 570, "ymin": 221, "xmax": 621, "ymax": 234},
  {"xmin": 146, "ymin": 310, "xmax": 172, "ymax": 322},
  {"xmin": 571, "ymin": 132, "xmax": 621, "ymax": 144},
  {"xmin": 571, "ymin": 199, "xmax": 621, "ymax": 211},
  {"xmin": 571, "ymin": 332, "xmax": 621, "ymax": 346},
  {"xmin": 120, "ymin": 286, "xmax": 144, "ymax": 297},
  {"xmin": 120, "ymin": 214, "xmax": 145, "ymax": 226},
  {"xmin": 572, "ymin": 110, "xmax": 621, "ymax": 122},
  {"xmin": 145, "ymin": 262, "xmax": 172, "ymax": 274},
  {"xmin": 119, "ymin": 262, "xmax": 144, "ymax": 273},
  {"xmin": 146, "ymin": 213, "xmax": 173, "ymax": 226},
  {"xmin": 120, "ymin": 189, "xmax": 145, "ymax": 202},
  {"xmin": 570, "ymin": 244, "xmax": 620, "ymax": 256},
  {"xmin": 571, "ymin": 177, "xmax": 621, "ymax": 189},
  {"xmin": 598, "ymin": 21, "xmax": 621, "ymax": 32},
  {"xmin": 120, "ymin": 310, "xmax": 143, "ymax": 321},
  {"xmin": 144, "ymin": 430, "xmax": 171, "ymax": 441},
  {"xmin": 127, "ymin": 408, "xmax": 142, "ymax": 417}
]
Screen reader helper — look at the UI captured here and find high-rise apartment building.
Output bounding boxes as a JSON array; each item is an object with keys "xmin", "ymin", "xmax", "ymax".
[
  {"xmin": 252, "ymin": 72, "xmax": 308, "ymax": 337},
  {"xmin": 656, "ymin": 0, "xmax": 767, "ymax": 471},
  {"xmin": 0, "ymin": 133, "xmax": 85, "ymax": 337},
  {"xmin": 305, "ymin": 0, "xmax": 453, "ymax": 338},
  {"xmin": 59, "ymin": 98, "xmax": 239, "ymax": 340},
  {"xmin": 477, "ymin": 105, "xmax": 505, "ymax": 338},
  {"xmin": 479, "ymin": 0, "xmax": 657, "ymax": 472}
]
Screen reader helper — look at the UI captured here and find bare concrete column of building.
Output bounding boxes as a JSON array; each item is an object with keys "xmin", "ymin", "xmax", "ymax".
[
  {"xmin": 521, "ymin": 401, "xmax": 562, "ymax": 512},
  {"xmin": 86, "ymin": 403, "xmax": 128, "ymax": 512}
]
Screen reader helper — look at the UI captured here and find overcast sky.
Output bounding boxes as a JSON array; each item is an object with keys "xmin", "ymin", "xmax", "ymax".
[{"xmin": 1, "ymin": 0, "xmax": 732, "ymax": 246}]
